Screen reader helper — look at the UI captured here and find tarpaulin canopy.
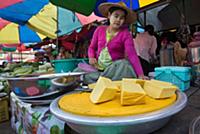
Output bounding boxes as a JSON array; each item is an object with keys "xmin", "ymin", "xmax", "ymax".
[
  {"xmin": 158, "ymin": 0, "xmax": 200, "ymax": 30},
  {"xmin": 0, "ymin": 0, "xmax": 105, "ymax": 39},
  {"xmin": 138, "ymin": 0, "xmax": 200, "ymax": 32},
  {"xmin": 0, "ymin": 18, "xmax": 46, "ymax": 44},
  {"xmin": 138, "ymin": 4, "xmax": 168, "ymax": 31}
]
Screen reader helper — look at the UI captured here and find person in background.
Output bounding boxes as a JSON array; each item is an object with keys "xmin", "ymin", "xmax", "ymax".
[
  {"xmin": 134, "ymin": 25, "xmax": 157, "ymax": 76},
  {"xmin": 56, "ymin": 46, "xmax": 66, "ymax": 60},
  {"xmin": 188, "ymin": 32, "xmax": 200, "ymax": 48},
  {"xmin": 174, "ymin": 40, "xmax": 187, "ymax": 66},
  {"xmin": 159, "ymin": 32, "xmax": 176, "ymax": 66},
  {"xmin": 154, "ymin": 32, "xmax": 162, "ymax": 57},
  {"xmin": 75, "ymin": 2, "xmax": 145, "ymax": 84},
  {"xmin": 6, "ymin": 52, "xmax": 13, "ymax": 63},
  {"xmin": 44, "ymin": 46, "xmax": 56, "ymax": 61},
  {"xmin": 57, "ymin": 46, "xmax": 73, "ymax": 60},
  {"xmin": 2, "ymin": 61, "xmax": 8, "ymax": 68},
  {"xmin": 34, "ymin": 49, "xmax": 46, "ymax": 63}
]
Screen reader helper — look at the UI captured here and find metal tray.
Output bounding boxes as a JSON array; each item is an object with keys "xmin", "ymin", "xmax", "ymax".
[
  {"xmin": 21, "ymin": 99, "xmax": 53, "ymax": 106},
  {"xmin": 50, "ymin": 91, "xmax": 187, "ymax": 134},
  {"xmin": 2, "ymin": 72, "xmax": 85, "ymax": 80}
]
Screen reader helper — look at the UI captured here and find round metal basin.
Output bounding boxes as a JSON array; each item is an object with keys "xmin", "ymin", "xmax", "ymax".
[
  {"xmin": 2, "ymin": 72, "xmax": 84, "ymax": 97},
  {"xmin": 50, "ymin": 91, "xmax": 187, "ymax": 134}
]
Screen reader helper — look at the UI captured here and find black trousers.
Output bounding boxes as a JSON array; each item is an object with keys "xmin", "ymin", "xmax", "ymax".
[{"xmin": 139, "ymin": 56, "xmax": 154, "ymax": 76}]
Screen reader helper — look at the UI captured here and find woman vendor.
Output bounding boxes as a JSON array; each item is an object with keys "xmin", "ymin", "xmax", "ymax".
[{"xmin": 75, "ymin": 2, "xmax": 145, "ymax": 84}]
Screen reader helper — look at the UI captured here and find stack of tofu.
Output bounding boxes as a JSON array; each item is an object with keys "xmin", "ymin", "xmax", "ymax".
[{"xmin": 90, "ymin": 77, "xmax": 178, "ymax": 106}]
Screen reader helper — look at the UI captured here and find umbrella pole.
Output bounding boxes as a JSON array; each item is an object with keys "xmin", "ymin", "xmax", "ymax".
[
  {"xmin": 10, "ymin": 52, "xmax": 13, "ymax": 63},
  {"xmin": 128, "ymin": 0, "xmax": 134, "ymax": 35},
  {"xmin": 144, "ymin": 11, "xmax": 146, "ymax": 26},
  {"xmin": 56, "ymin": 6, "xmax": 59, "ymax": 56}
]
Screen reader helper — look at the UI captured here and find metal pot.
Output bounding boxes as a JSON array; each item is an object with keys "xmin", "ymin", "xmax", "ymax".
[
  {"xmin": 190, "ymin": 47, "xmax": 200, "ymax": 64},
  {"xmin": 159, "ymin": 47, "xmax": 175, "ymax": 66}
]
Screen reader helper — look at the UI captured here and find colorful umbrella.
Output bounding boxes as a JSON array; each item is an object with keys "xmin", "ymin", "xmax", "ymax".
[
  {"xmin": 95, "ymin": 0, "xmax": 160, "ymax": 16},
  {"xmin": 0, "ymin": 1, "xmax": 105, "ymax": 39},
  {"xmin": 0, "ymin": 0, "xmax": 49, "ymax": 25},
  {"xmin": 0, "ymin": 18, "xmax": 46, "ymax": 44},
  {"xmin": 27, "ymin": 3, "xmax": 105, "ymax": 39},
  {"xmin": 50, "ymin": 0, "xmax": 160, "ymax": 16},
  {"xmin": 0, "ymin": 0, "xmax": 23, "ymax": 9},
  {"xmin": 50, "ymin": 0, "xmax": 98, "ymax": 16}
]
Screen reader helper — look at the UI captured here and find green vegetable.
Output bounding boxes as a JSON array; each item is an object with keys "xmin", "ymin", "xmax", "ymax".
[{"xmin": 50, "ymin": 125, "xmax": 60, "ymax": 134}]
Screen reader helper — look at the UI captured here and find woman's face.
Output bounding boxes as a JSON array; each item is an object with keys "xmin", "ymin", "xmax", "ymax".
[{"xmin": 108, "ymin": 9, "xmax": 126, "ymax": 29}]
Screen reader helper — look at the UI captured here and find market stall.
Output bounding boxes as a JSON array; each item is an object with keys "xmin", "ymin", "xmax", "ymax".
[
  {"xmin": 0, "ymin": 1, "xmax": 198, "ymax": 134},
  {"xmin": 2, "ymin": 72, "xmax": 84, "ymax": 133}
]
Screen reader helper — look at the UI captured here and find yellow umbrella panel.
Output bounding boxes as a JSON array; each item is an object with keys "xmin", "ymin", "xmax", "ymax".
[
  {"xmin": 139, "ymin": 0, "xmax": 159, "ymax": 8},
  {"xmin": 27, "ymin": 3, "xmax": 104, "ymax": 39},
  {"xmin": 0, "ymin": 23, "xmax": 46, "ymax": 44}
]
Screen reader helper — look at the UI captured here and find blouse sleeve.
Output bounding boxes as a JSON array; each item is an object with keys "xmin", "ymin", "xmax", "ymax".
[
  {"xmin": 88, "ymin": 27, "xmax": 100, "ymax": 58},
  {"xmin": 124, "ymin": 31, "xmax": 144, "ymax": 77}
]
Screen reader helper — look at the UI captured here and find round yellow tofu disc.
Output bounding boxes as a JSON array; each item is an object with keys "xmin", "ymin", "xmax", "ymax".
[{"xmin": 58, "ymin": 92, "xmax": 176, "ymax": 117}]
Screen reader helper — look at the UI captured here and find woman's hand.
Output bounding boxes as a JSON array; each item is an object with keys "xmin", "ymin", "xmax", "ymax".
[
  {"xmin": 138, "ymin": 75, "xmax": 149, "ymax": 80},
  {"xmin": 89, "ymin": 58, "xmax": 97, "ymax": 66}
]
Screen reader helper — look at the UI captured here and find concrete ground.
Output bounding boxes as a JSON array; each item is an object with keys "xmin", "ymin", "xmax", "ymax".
[
  {"xmin": 0, "ymin": 121, "xmax": 15, "ymax": 134},
  {"xmin": 152, "ymin": 86, "xmax": 200, "ymax": 134},
  {"xmin": 0, "ymin": 86, "xmax": 200, "ymax": 134}
]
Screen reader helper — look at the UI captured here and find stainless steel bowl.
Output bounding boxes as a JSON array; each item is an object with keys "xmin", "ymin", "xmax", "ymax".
[
  {"xmin": 51, "ymin": 75, "xmax": 81, "ymax": 90},
  {"xmin": 190, "ymin": 47, "xmax": 200, "ymax": 63},
  {"xmin": 50, "ymin": 91, "xmax": 187, "ymax": 134}
]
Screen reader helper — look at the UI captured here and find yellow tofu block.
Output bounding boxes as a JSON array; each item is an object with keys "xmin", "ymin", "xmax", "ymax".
[
  {"xmin": 144, "ymin": 81, "xmax": 177, "ymax": 99},
  {"xmin": 88, "ymin": 81, "xmax": 121, "ymax": 91},
  {"xmin": 90, "ymin": 77, "xmax": 118, "ymax": 104},
  {"xmin": 134, "ymin": 79, "xmax": 146, "ymax": 88},
  {"xmin": 112, "ymin": 80, "xmax": 122, "ymax": 92},
  {"xmin": 150, "ymin": 79, "xmax": 173, "ymax": 86},
  {"xmin": 122, "ymin": 78, "xmax": 147, "ymax": 88},
  {"xmin": 121, "ymin": 80, "xmax": 146, "ymax": 106},
  {"xmin": 88, "ymin": 83, "xmax": 96, "ymax": 89}
]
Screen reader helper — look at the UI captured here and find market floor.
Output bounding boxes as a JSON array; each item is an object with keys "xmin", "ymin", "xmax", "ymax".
[
  {"xmin": 0, "ymin": 86, "xmax": 200, "ymax": 134},
  {"xmin": 152, "ymin": 86, "xmax": 200, "ymax": 134},
  {"xmin": 0, "ymin": 121, "xmax": 15, "ymax": 134}
]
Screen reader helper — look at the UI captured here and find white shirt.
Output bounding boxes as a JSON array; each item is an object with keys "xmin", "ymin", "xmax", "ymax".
[{"xmin": 134, "ymin": 32, "xmax": 157, "ymax": 62}]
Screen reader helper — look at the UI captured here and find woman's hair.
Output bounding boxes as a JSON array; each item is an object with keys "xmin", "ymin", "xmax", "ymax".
[
  {"xmin": 108, "ymin": 6, "xmax": 128, "ymax": 16},
  {"xmin": 145, "ymin": 25, "xmax": 154, "ymax": 35}
]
